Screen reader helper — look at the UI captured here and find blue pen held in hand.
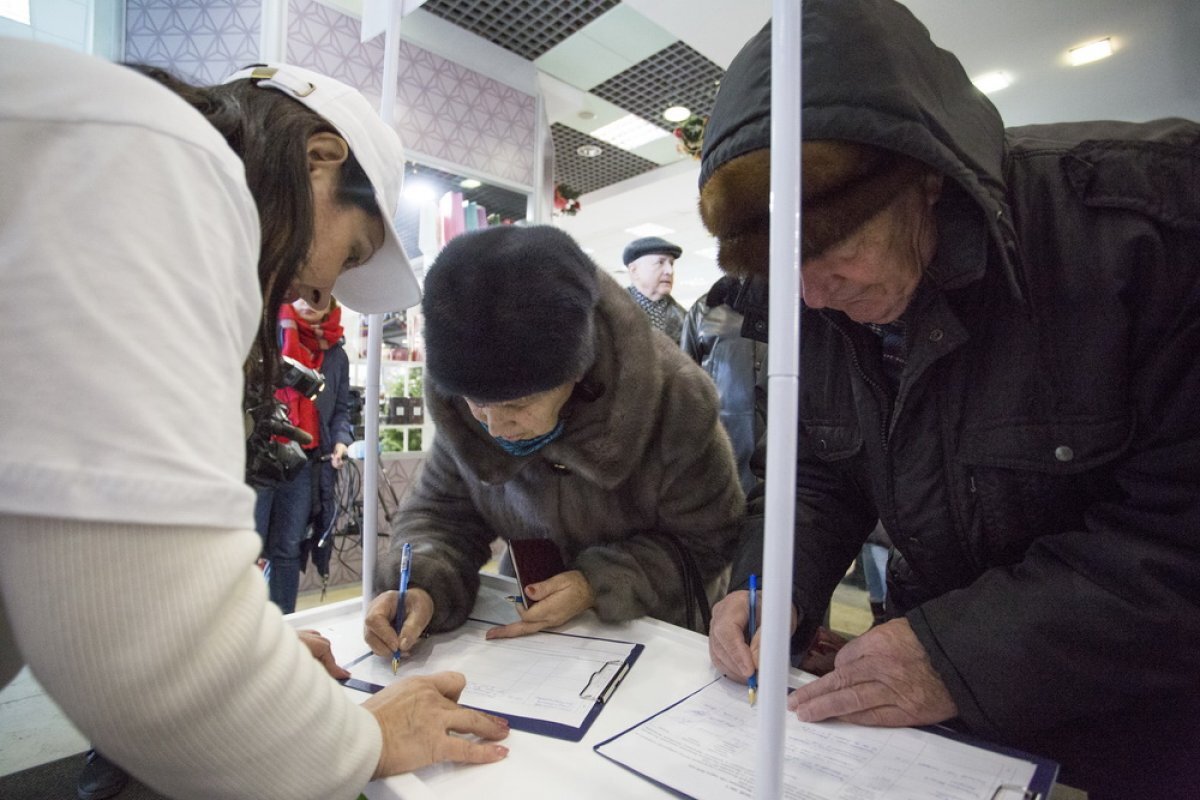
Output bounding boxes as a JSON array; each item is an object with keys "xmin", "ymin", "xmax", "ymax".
[
  {"xmin": 747, "ymin": 574, "xmax": 758, "ymax": 706},
  {"xmin": 392, "ymin": 542, "xmax": 412, "ymax": 674}
]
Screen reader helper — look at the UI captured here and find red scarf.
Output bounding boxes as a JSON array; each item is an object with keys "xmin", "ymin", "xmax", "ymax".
[{"xmin": 275, "ymin": 303, "xmax": 344, "ymax": 451}]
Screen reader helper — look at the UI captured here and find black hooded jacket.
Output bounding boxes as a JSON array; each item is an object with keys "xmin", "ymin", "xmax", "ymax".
[{"xmin": 704, "ymin": 2, "xmax": 1200, "ymax": 796}]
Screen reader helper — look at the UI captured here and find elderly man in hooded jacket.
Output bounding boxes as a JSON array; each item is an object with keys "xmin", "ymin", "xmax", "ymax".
[{"xmin": 702, "ymin": 2, "xmax": 1200, "ymax": 797}]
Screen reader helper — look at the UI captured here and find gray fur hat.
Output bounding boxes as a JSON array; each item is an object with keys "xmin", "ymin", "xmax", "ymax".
[
  {"xmin": 622, "ymin": 236, "xmax": 682, "ymax": 266},
  {"xmin": 422, "ymin": 225, "xmax": 600, "ymax": 403}
]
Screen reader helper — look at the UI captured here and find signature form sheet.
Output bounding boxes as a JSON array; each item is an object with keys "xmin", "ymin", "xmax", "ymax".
[{"xmin": 596, "ymin": 679, "xmax": 1039, "ymax": 800}]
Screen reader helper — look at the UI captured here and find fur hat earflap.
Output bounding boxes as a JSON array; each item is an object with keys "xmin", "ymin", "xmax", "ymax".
[
  {"xmin": 422, "ymin": 225, "xmax": 599, "ymax": 403},
  {"xmin": 699, "ymin": 141, "xmax": 926, "ymax": 279},
  {"xmin": 698, "ymin": 148, "xmax": 771, "ymax": 280}
]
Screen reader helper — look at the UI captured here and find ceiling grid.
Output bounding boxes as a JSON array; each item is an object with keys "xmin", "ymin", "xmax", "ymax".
[{"xmin": 416, "ymin": 0, "xmax": 727, "ymax": 194}]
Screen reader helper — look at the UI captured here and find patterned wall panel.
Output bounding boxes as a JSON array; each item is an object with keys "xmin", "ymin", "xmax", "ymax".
[
  {"xmin": 125, "ymin": 0, "xmax": 260, "ymax": 84},
  {"xmin": 126, "ymin": 0, "xmax": 535, "ymax": 189},
  {"xmin": 289, "ymin": 0, "xmax": 535, "ymax": 188}
]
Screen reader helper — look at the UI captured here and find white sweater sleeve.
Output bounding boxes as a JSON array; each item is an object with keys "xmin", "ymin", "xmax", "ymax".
[{"xmin": 0, "ymin": 516, "xmax": 381, "ymax": 800}]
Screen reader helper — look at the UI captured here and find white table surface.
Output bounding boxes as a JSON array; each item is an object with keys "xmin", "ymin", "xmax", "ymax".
[{"xmin": 286, "ymin": 572, "xmax": 781, "ymax": 800}]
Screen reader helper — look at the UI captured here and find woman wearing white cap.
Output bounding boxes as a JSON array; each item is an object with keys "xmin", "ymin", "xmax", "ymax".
[{"xmin": 0, "ymin": 40, "xmax": 507, "ymax": 800}]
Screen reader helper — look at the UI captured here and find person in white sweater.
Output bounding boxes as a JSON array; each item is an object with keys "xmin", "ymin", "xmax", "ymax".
[{"xmin": 0, "ymin": 41, "xmax": 508, "ymax": 800}]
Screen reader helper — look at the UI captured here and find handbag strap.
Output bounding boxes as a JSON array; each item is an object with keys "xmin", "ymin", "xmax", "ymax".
[{"xmin": 654, "ymin": 532, "xmax": 712, "ymax": 633}]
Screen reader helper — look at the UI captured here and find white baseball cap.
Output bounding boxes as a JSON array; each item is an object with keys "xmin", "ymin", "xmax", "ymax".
[{"xmin": 223, "ymin": 63, "xmax": 420, "ymax": 314}]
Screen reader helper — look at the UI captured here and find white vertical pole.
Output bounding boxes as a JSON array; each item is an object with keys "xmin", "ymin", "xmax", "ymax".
[
  {"xmin": 362, "ymin": 0, "xmax": 405, "ymax": 611},
  {"xmin": 259, "ymin": 0, "xmax": 287, "ymax": 62},
  {"xmin": 530, "ymin": 91, "xmax": 547, "ymax": 223},
  {"xmin": 755, "ymin": 2, "xmax": 802, "ymax": 799}
]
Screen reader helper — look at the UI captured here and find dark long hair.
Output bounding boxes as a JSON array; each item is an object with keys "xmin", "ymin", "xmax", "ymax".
[{"xmin": 125, "ymin": 64, "xmax": 378, "ymax": 398}]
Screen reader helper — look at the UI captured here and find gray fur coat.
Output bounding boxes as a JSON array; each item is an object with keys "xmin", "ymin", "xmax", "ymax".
[{"xmin": 377, "ymin": 270, "xmax": 744, "ymax": 632}]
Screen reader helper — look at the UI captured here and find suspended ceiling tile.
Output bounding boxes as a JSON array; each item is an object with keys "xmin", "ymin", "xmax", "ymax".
[
  {"xmin": 534, "ymin": 29, "xmax": 631, "ymax": 91},
  {"xmin": 551, "ymin": 122, "xmax": 658, "ymax": 196},
  {"xmin": 548, "ymin": 83, "xmax": 637, "ymax": 134},
  {"xmin": 591, "ymin": 40, "xmax": 723, "ymax": 132},
  {"xmin": 580, "ymin": 3, "xmax": 675, "ymax": 66},
  {"xmin": 419, "ymin": 0, "xmax": 619, "ymax": 61},
  {"xmin": 630, "ymin": 135, "xmax": 691, "ymax": 167}
]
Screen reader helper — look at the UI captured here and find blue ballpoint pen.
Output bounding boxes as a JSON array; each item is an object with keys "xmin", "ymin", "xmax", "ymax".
[
  {"xmin": 392, "ymin": 542, "xmax": 412, "ymax": 674},
  {"xmin": 747, "ymin": 573, "xmax": 758, "ymax": 706}
]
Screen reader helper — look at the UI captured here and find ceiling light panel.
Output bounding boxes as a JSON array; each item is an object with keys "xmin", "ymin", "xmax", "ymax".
[
  {"xmin": 590, "ymin": 114, "xmax": 671, "ymax": 150},
  {"xmin": 663, "ymin": 105, "xmax": 691, "ymax": 122},
  {"xmin": 1067, "ymin": 37, "xmax": 1114, "ymax": 66},
  {"xmin": 971, "ymin": 70, "xmax": 1013, "ymax": 94}
]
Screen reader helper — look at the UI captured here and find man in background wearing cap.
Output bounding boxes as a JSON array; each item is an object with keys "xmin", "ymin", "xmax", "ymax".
[
  {"xmin": 1, "ymin": 43, "xmax": 507, "ymax": 800},
  {"xmin": 623, "ymin": 235, "xmax": 687, "ymax": 341},
  {"xmin": 699, "ymin": 2, "xmax": 1200, "ymax": 797},
  {"xmin": 363, "ymin": 225, "xmax": 742, "ymax": 656}
]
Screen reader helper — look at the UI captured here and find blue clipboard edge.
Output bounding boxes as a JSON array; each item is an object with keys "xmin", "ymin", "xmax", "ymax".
[
  {"xmin": 593, "ymin": 678, "xmax": 1060, "ymax": 800},
  {"xmin": 338, "ymin": 619, "xmax": 645, "ymax": 743}
]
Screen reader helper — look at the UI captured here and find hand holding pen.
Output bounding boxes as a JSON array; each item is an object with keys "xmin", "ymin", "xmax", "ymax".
[{"xmin": 392, "ymin": 542, "xmax": 412, "ymax": 674}]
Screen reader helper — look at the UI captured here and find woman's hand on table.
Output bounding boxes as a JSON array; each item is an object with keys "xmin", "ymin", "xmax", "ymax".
[
  {"xmin": 366, "ymin": 671, "xmax": 509, "ymax": 777},
  {"xmin": 485, "ymin": 569, "xmax": 594, "ymax": 639}
]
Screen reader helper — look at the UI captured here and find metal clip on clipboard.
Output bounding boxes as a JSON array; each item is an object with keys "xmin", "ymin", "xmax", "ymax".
[{"xmin": 579, "ymin": 659, "xmax": 632, "ymax": 704}]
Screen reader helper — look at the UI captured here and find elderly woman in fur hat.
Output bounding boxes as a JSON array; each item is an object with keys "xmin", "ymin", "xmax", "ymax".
[
  {"xmin": 364, "ymin": 225, "xmax": 744, "ymax": 650},
  {"xmin": 701, "ymin": 3, "xmax": 1200, "ymax": 797}
]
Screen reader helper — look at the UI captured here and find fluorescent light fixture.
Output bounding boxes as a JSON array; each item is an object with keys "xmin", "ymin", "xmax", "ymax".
[
  {"xmin": 590, "ymin": 114, "xmax": 671, "ymax": 151},
  {"xmin": 694, "ymin": 246, "xmax": 719, "ymax": 261},
  {"xmin": 576, "ymin": 144, "xmax": 603, "ymax": 158},
  {"xmin": 663, "ymin": 105, "xmax": 691, "ymax": 123},
  {"xmin": 971, "ymin": 70, "xmax": 1013, "ymax": 94},
  {"xmin": 625, "ymin": 223, "xmax": 675, "ymax": 237},
  {"xmin": 1068, "ymin": 37, "xmax": 1113, "ymax": 66},
  {"xmin": 459, "ymin": 178, "xmax": 482, "ymax": 189},
  {"xmin": 402, "ymin": 181, "xmax": 435, "ymax": 205},
  {"xmin": 0, "ymin": 0, "xmax": 29, "ymax": 23}
]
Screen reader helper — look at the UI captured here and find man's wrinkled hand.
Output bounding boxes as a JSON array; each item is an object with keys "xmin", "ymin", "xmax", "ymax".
[
  {"xmin": 708, "ymin": 590, "xmax": 757, "ymax": 681},
  {"xmin": 708, "ymin": 591, "xmax": 798, "ymax": 683},
  {"xmin": 787, "ymin": 618, "xmax": 957, "ymax": 727},
  {"xmin": 364, "ymin": 587, "xmax": 434, "ymax": 657},
  {"xmin": 365, "ymin": 671, "xmax": 509, "ymax": 777},
  {"xmin": 486, "ymin": 570, "xmax": 594, "ymax": 639}
]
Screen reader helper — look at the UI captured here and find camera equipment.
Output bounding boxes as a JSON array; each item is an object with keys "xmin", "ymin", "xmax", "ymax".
[
  {"xmin": 244, "ymin": 357, "xmax": 326, "ymax": 488},
  {"xmin": 279, "ymin": 355, "xmax": 325, "ymax": 397}
]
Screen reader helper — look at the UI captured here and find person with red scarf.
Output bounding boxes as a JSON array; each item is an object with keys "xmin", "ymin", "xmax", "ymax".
[{"xmin": 254, "ymin": 297, "xmax": 351, "ymax": 613}]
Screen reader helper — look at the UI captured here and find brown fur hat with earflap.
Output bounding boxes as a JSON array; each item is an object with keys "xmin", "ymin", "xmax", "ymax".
[
  {"xmin": 699, "ymin": 141, "xmax": 926, "ymax": 279},
  {"xmin": 697, "ymin": 22, "xmax": 927, "ymax": 280}
]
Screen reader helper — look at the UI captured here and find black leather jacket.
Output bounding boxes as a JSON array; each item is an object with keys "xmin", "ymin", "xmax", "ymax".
[
  {"xmin": 711, "ymin": 5, "xmax": 1200, "ymax": 796},
  {"xmin": 680, "ymin": 277, "xmax": 767, "ymax": 493}
]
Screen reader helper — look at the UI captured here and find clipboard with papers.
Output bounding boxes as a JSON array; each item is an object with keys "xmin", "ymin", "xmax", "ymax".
[
  {"xmin": 594, "ymin": 678, "xmax": 1059, "ymax": 800},
  {"xmin": 340, "ymin": 618, "xmax": 642, "ymax": 742}
]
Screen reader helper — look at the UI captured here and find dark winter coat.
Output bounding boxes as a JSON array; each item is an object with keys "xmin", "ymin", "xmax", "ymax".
[
  {"xmin": 378, "ymin": 270, "xmax": 744, "ymax": 633},
  {"xmin": 709, "ymin": 3, "xmax": 1200, "ymax": 796}
]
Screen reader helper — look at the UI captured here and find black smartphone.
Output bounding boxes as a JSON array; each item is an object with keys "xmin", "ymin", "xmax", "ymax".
[{"xmin": 507, "ymin": 538, "xmax": 566, "ymax": 607}]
